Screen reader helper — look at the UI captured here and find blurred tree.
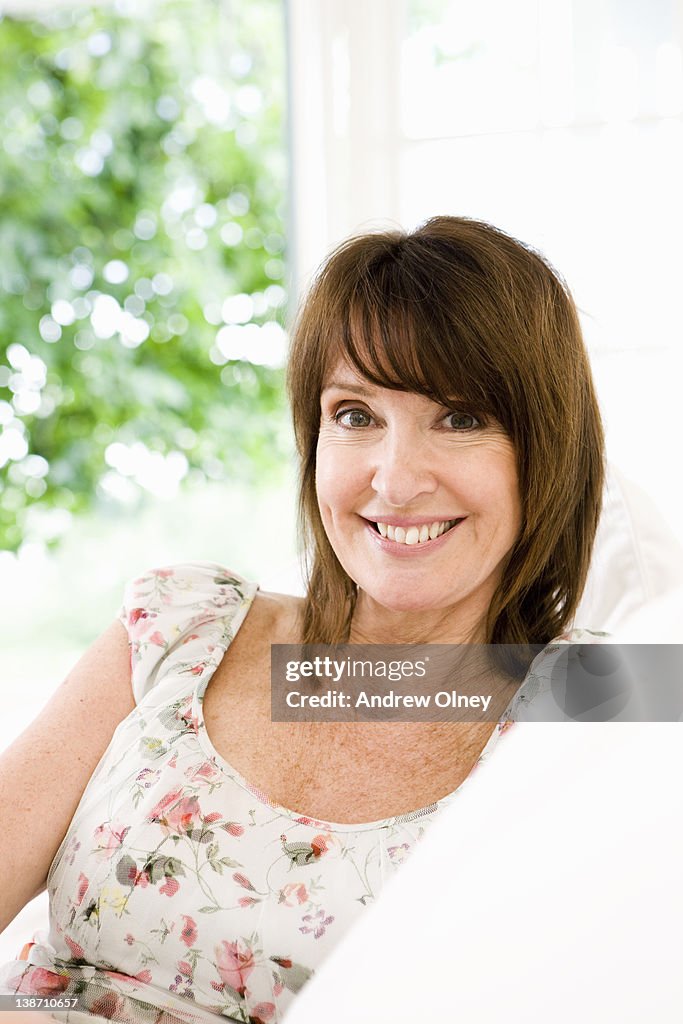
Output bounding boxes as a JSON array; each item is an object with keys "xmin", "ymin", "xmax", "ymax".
[{"xmin": 0, "ymin": 0, "xmax": 289, "ymax": 553}]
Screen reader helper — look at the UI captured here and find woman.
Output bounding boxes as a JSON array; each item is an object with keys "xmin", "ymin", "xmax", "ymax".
[{"xmin": 0, "ymin": 216, "xmax": 604, "ymax": 1023}]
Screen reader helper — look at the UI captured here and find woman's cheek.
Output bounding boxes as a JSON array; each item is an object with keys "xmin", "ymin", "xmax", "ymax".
[
  {"xmin": 316, "ymin": 441, "xmax": 367, "ymax": 518},
  {"xmin": 315, "ymin": 441, "xmax": 341, "ymax": 510}
]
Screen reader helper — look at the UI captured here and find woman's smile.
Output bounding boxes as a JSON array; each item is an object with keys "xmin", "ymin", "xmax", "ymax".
[{"xmin": 361, "ymin": 515, "xmax": 467, "ymax": 555}]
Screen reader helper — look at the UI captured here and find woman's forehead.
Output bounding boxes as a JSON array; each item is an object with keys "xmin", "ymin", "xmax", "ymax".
[
  {"xmin": 320, "ymin": 358, "xmax": 414, "ymax": 398},
  {"xmin": 320, "ymin": 359, "xmax": 373, "ymax": 393}
]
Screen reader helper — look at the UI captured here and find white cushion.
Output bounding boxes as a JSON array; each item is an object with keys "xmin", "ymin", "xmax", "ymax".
[{"xmin": 574, "ymin": 463, "xmax": 683, "ymax": 633}]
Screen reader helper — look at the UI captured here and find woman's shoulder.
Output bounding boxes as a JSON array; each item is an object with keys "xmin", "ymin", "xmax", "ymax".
[{"xmin": 230, "ymin": 587, "xmax": 305, "ymax": 648}]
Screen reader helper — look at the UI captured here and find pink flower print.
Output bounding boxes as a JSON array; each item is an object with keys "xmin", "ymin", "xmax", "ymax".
[
  {"xmin": 121, "ymin": 861, "xmax": 138, "ymax": 887},
  {"xmin": 180, "ymin": 915, "xmax": 198, "ymax": 947},
  {"xmin": 159, "ymin": 877, "xmax": 180, "ymax": 897},
  {"xmin": 223, "ymin": 822, "xmax": 244, "ymax": 837},
  {"xmin": 93, "ymin": 822, "xmax": 131, "ymax": 859},
  {"xmin": 124, "ymin": 934, "xmax": 135, "ymax": 946},
  {"xmin": 299, "ymin": 909, "xmax": 335, "ymax": 939},
  {"xmin": 294, "ymin": 816, "xmax": 327, "ymax": 827},
  {"xmin": 134, "ymin": 869, "xmax": 150, "ymax": 888},
  {"xmin": 185, "ymin": 760, "xmax": 220, "ymax": 785},
  {"xmin": 182, "ymin": 634, "xmax": 200, "ymax": 645},
  {"xmin": 238, "ymin": 896, "xmax": 259, "ymax": 908},
  {"xmin": 16, "ymin": 968, "xmax": 69, "ymax": 996},
  {"xmin": 233, "ymin": 872, "xmax": 255, "ymax": 891},
  {"xmin": 178, "ymin": 960, "xmax": 192, "ymax": 977},
  {"xmin": 175, "ymin": 698, "xmax": 200, "ymax": 734},
  {"xmin": 280, "ymin": 835, "xmax": 331, "ymax": 867},
  {"xmin": 148, "ymin": 789, "xmax": 202, "ymax": 836},
  {"xmin": 153, "ymin": 568, "xmax": 175, "ymax": 578},
  {"xmin": 90, "ymin": 993, "xmax": 126, "ymax": 1020},
  {"xmin": 128, "ymin": 609, "xmax": 157, "ymax": 639},
  {"xmin": 279, "ymin": 883, "xmax": 308, "ymax": 907},
  {"xmin": 75, "ymin": 873, "xmax": 89, "ymax": 906},
  {"xmin": 387, "ymin": 842, "xmax": 410, "ymax": 865},
  {"xmin": 311, "ymin": 833, "xmax": 332, "ymax": 857},
  {"xmin": 251, "ymin": 1002, "xmax": 276, "ymax": 1023},
  {"xmin": 215, "ymin": 939, "xmax": 255, "ymax": 996},
  {"xmin": 148, "ymin": 630, "xmax": 166, "ymax": 647},
  {"xmin": 147, "ymin": 786, "xmax": 184, "ymax": 819},
  {"xmin": 64, "ymin": 935, "xmax": 86, "ymax": 961}
]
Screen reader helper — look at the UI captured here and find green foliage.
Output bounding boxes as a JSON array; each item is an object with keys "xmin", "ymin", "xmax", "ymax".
[{"xmin": 0, "ymin": 0, "xmax": 290, "ymax": 552}]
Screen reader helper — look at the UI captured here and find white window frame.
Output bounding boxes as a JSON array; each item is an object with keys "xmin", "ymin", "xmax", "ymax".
[{"xmin": 286, "ymin": 0, "xmax": 405, "ymax": 295}]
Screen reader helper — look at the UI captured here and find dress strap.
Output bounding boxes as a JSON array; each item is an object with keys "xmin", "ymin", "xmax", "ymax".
[{"xmin": 117, "ymin": 561, "xmax": 258, "ymax": 704}]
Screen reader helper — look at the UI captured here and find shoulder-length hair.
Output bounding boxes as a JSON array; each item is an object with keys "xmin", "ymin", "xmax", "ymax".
[{"xmin": 286, "ymin": 216, "xmax": 605, "ymax": 647}]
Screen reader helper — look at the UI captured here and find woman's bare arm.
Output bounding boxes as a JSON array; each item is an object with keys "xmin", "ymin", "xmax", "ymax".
[{"xmin": 0, "ymin": 619, "xmax": 135, "ymax": 934}]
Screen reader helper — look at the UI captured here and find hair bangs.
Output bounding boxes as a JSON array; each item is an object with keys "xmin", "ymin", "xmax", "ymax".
[{"xmin": 324, "ymin": 260, "xmax": 502, "ymax": 424}]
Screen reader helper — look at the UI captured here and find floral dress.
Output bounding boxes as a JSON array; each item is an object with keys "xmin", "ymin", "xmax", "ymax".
[{"xmin": 0, "ymin": 562, "xmax": 603, "ymax": 1024}]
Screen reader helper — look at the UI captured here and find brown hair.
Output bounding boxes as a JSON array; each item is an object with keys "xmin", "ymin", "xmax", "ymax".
[{"xmin": 286, "ymin": 216, "xmax": 605, "ymax": 647}]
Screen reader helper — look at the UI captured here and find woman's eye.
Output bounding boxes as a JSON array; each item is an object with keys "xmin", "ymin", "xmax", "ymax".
[
  {"xmin": 335, "ymin": 408, "xmax": 372, "ymax": 428},
  {"xmin": 445, "ymin": 411, "xmax": 479, "ymax": 431}
]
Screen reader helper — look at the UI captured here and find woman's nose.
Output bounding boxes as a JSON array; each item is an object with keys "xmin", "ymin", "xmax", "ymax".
[{"xmin": 370, "ymin": 432, "xmax": 438, "ymax": 508}]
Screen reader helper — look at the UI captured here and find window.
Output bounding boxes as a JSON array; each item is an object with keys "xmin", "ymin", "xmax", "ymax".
[{"xmin": 287, "ymin": 0, "xmax": 683, "ymax": 537}]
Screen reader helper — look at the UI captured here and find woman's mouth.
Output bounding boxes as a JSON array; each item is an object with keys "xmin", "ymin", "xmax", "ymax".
[{"xmin": 365, "ymin": 517, "xmax": 466, "ymax": 546}]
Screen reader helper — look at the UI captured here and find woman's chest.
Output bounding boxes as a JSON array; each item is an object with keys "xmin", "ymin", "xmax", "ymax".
[{"xmin": 202, "ymin": 650, "xmax": 499, "ymax": 824}]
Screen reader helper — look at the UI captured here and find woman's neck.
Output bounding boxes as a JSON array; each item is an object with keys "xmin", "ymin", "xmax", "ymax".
[{"xmin": 347, "ymin": 590, "xmax": 488, "ymax": 646}]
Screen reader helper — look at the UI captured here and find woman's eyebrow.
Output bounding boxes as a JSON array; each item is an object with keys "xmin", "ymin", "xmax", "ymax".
[
  {"xmin": 321, "ymin": 381, "xmax": 477, "ymax": 407},
  {"xmin": 321, "ymin": 380, "xmax": 376, "ymax": 396}
]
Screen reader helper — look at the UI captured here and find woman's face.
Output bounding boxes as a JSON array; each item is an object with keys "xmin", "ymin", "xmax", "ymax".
[{"xmin": 316, "ymin": 360, "xmax": 522, "ymax": 623}]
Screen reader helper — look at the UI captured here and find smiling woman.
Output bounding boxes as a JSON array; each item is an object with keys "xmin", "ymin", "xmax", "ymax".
[
  {"xmin": 0, "ymin": 217, "xmax": 606, "ymax": 1024},
  {"xmin": 288, "ymin": 216, "xmax": 604, "ymax": 648}
]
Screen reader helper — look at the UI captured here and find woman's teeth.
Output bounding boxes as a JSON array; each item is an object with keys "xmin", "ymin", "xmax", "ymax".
[{"xmin": 375, "ymin": 519, "xmax": 460, "ymax": 545}]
